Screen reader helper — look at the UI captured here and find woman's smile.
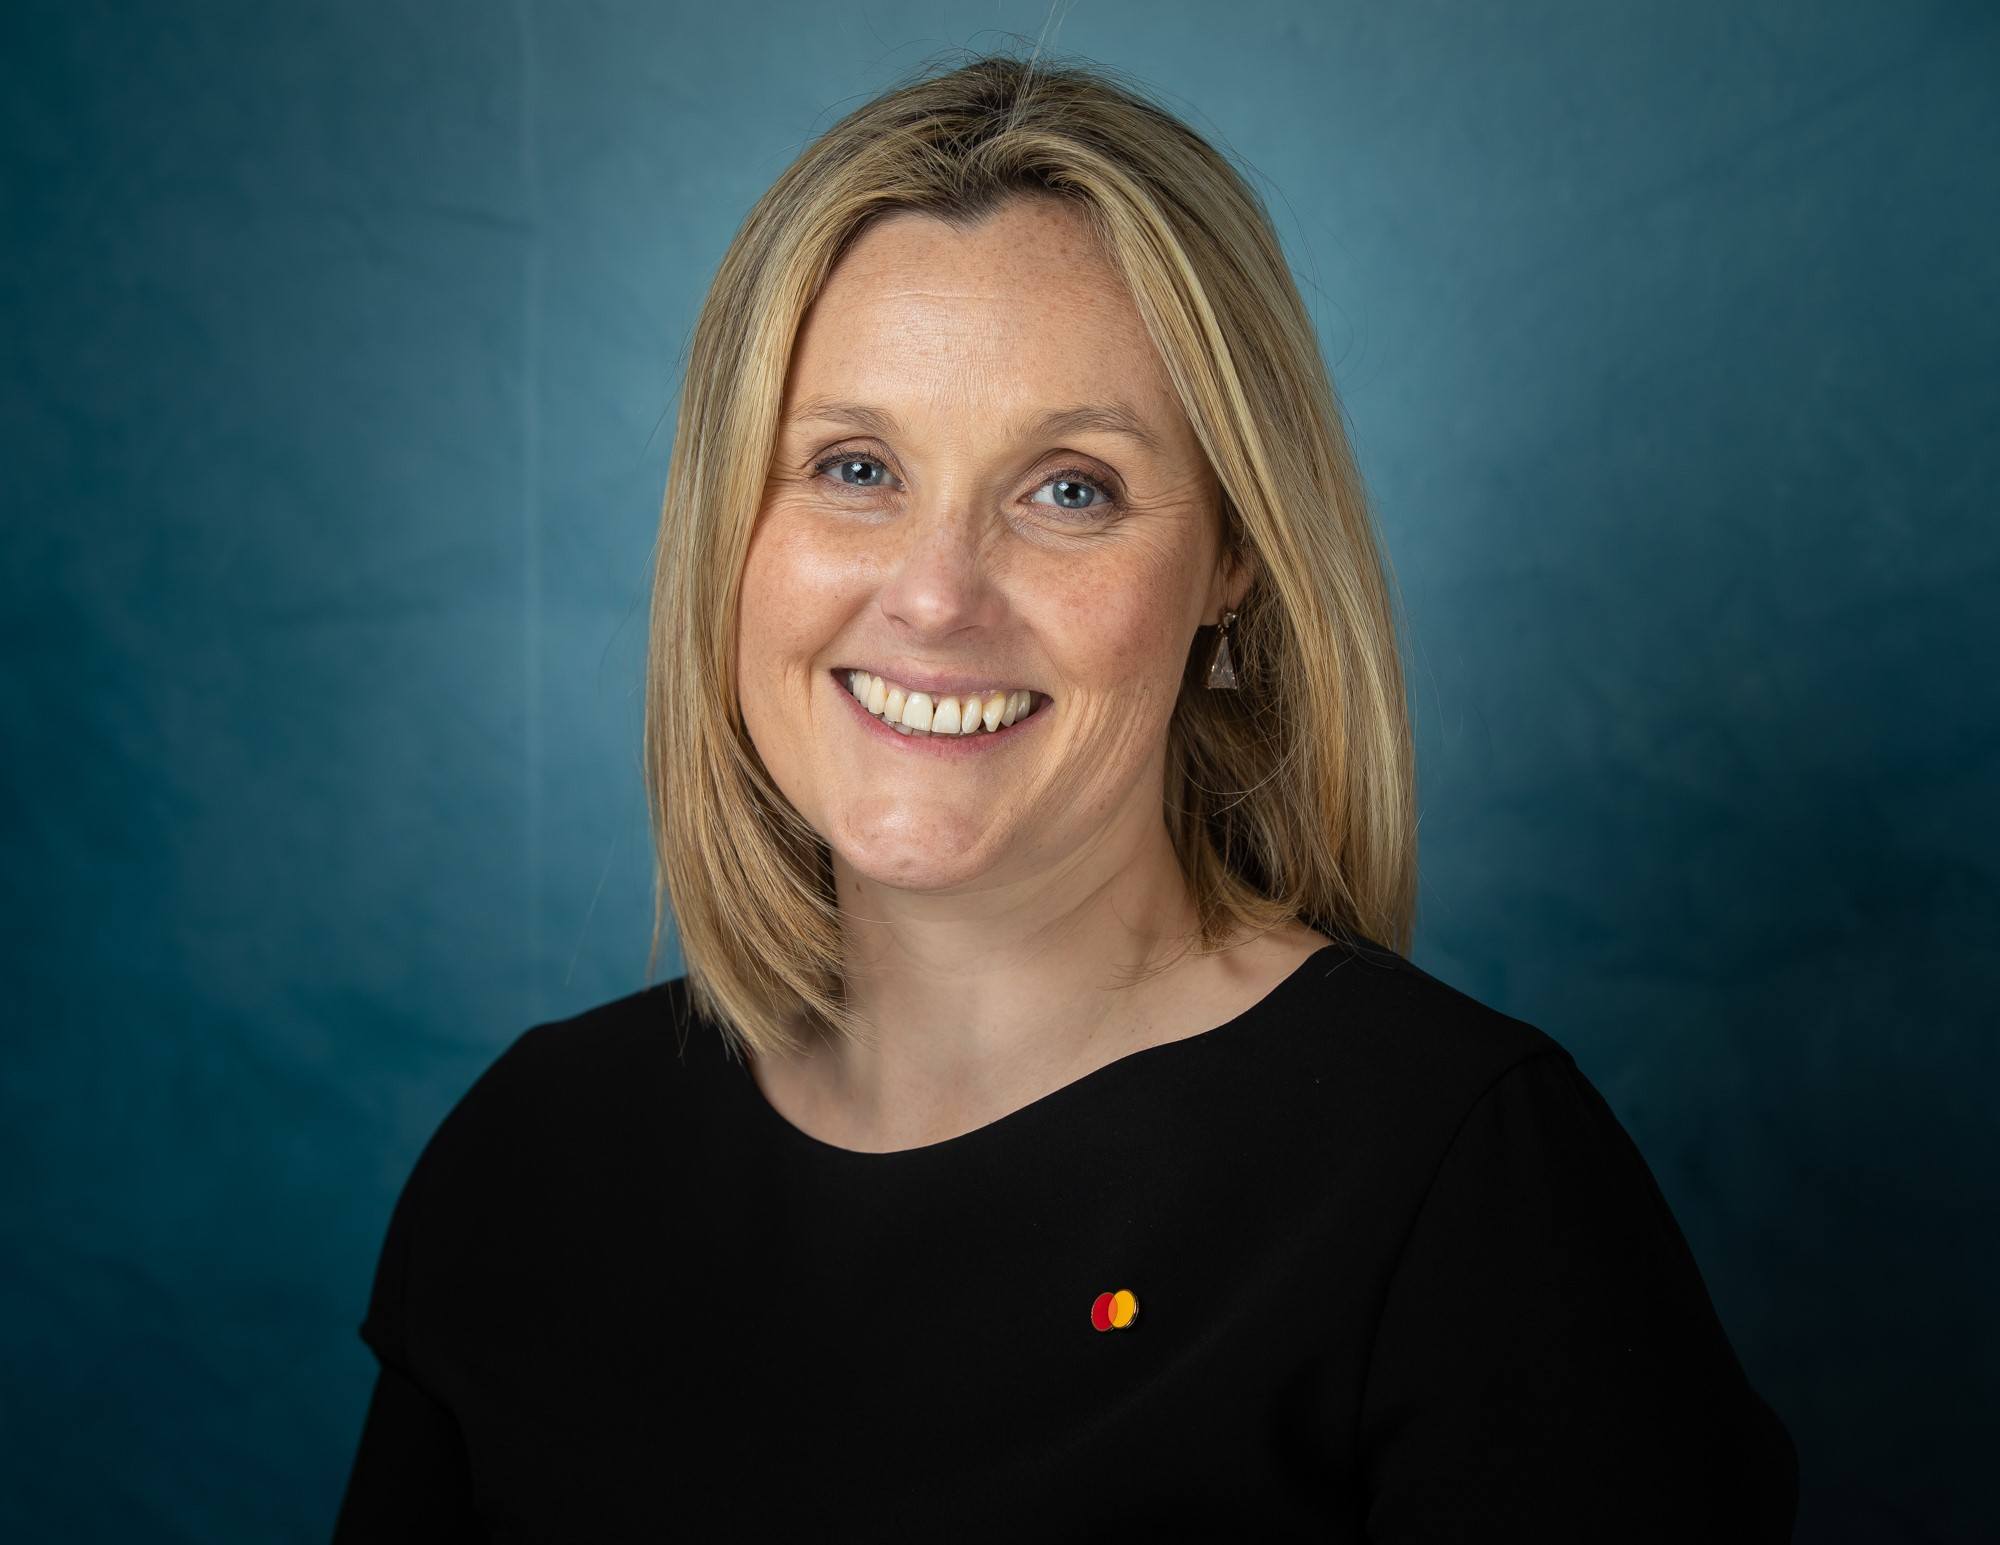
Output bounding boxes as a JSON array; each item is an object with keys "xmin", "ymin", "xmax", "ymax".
[{"xmin": 829, "ymin": 667, "xmax": 1052, "ymax": 758}]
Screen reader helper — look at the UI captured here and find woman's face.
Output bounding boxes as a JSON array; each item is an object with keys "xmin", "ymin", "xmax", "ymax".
[{"xmin": 737, "ymin": 194, "xmax": 1236, "ymax": 899}]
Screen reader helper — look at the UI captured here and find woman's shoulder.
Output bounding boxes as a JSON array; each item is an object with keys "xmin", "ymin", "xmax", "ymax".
[
  {"xmin": 502, "ymin": 974, "xmax": 717, "ymax": 1083},
  {"xmin": 1274, "ymin": 930, "xmax": 1577, "ymax": 1125},
  {"xmin": 356, "ymin": 978, "xmax": 712, "ymax": 1370},
  {"xmin": 403, "ymin": 977, "xmax": 719, "ymax": 1190}
]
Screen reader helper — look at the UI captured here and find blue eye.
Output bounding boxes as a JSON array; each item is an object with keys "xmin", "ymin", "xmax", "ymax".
[
  {"xmin": 819, "ymin": 455, "xmax": 892, "ymax": 488},
  {"xmin": 809, "ymin": 451, "xmax": 1121, "ymax": 518},
  {"xmin": 1030, "ymin": 472, "xmax": 1115, "ymax": 513}
]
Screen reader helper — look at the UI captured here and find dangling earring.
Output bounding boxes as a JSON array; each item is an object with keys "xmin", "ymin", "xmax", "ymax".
[{"xmin": 1207, "ymin": 609, "xmax": 1239, "ymax": 690}]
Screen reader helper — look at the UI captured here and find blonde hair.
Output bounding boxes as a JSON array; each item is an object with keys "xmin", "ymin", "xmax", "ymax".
[{"xmin": 644, "ymin": 48, "xmax": 1417, "ymax": 1064}]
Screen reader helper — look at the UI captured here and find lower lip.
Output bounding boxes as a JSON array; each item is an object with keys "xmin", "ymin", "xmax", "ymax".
[{"xmin": 831, "ymin": 670, "xmax": 1052, "ymax": 758}]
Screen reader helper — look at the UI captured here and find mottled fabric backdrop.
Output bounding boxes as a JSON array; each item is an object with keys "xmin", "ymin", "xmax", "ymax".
[{"xmin": 2, "ymin": 2, "xmax": 1993, "ymax": 1540}]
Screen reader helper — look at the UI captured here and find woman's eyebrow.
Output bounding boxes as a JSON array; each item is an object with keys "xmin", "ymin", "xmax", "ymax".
[{"xmin": 786, "ymin": 395, "xmax": 1161, "ymax": 455}]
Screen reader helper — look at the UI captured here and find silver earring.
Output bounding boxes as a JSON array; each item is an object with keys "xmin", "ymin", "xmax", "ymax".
[{"xmin": 1206, "ymin": 610, "xmax": 1239, "ymax": 690}]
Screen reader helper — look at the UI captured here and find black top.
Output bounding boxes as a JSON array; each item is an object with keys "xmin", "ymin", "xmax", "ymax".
[{"xmin": 332, "ymin": 937, "xmax": 1798, "ymax": 1542}]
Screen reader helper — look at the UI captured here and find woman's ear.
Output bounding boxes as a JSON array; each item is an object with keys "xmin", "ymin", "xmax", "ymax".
[{"xmin": 1216, "ymin": 541, "xmax": 1260, "ymax": 619}]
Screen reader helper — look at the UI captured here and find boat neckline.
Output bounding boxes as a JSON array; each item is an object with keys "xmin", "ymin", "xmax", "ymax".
[{"xmin": 731, "ymin": 941, "xmax": 1349, "ymax": 1163}]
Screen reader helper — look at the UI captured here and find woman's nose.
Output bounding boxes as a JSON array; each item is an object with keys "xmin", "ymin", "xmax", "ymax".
[{"xmin": 873, "ymin": 500, "xmax": 1006, "ymax": 637}]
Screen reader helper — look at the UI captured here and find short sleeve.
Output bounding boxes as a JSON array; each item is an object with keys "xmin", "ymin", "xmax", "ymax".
[
  {"xmin": 355, "ymin": 1134, "xmax": 426, "ymax": 1376},
  {"xmin": 332, "ymin": 1092, "xmax": 487, "ymax": 1539},
  {"xmin": 1358, "ymin": 1049, "xmax": 1798, "ymax": 1542}
]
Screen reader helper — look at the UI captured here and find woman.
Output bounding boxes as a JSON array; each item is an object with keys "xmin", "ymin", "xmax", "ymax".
[{"xmin": 334, "ymin": 52, "xmax": 1798, "ymax": 1541}]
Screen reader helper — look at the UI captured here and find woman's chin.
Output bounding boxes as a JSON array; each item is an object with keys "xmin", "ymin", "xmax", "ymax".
[{"xmin": 831, "ymin": 832, "xmax": 1006, "ymax": 894}]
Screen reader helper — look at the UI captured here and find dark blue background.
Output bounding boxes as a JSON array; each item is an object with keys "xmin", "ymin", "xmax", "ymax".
[{"xmin": 4, "ymin": 2, "xmax": 1994, "ymax": 1539}]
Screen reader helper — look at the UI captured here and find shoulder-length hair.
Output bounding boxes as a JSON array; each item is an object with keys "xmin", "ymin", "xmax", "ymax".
[{"xmin": 644, "ymin": 49, "xmax": 1417, "ymax": 1064}]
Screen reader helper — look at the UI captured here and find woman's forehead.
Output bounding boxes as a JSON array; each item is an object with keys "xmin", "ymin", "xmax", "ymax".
[
  {"xmin": 809, "ymin": 203, "xmax": 1145, "ymax": 345},
  {"xmin": 786, "ymin": 212, "xmax": 1188, "ymax": 450}
]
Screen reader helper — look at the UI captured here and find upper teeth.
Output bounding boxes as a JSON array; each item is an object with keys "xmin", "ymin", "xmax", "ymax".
[{"xmin": 844, "ymin": 671, "xmax": 1042, "ymax": 736}]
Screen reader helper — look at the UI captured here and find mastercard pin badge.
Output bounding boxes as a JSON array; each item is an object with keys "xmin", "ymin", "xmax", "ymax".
[{"xmin": 1089, "ymin": 1288, "xmax": 1140, "ymax": 1332}]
